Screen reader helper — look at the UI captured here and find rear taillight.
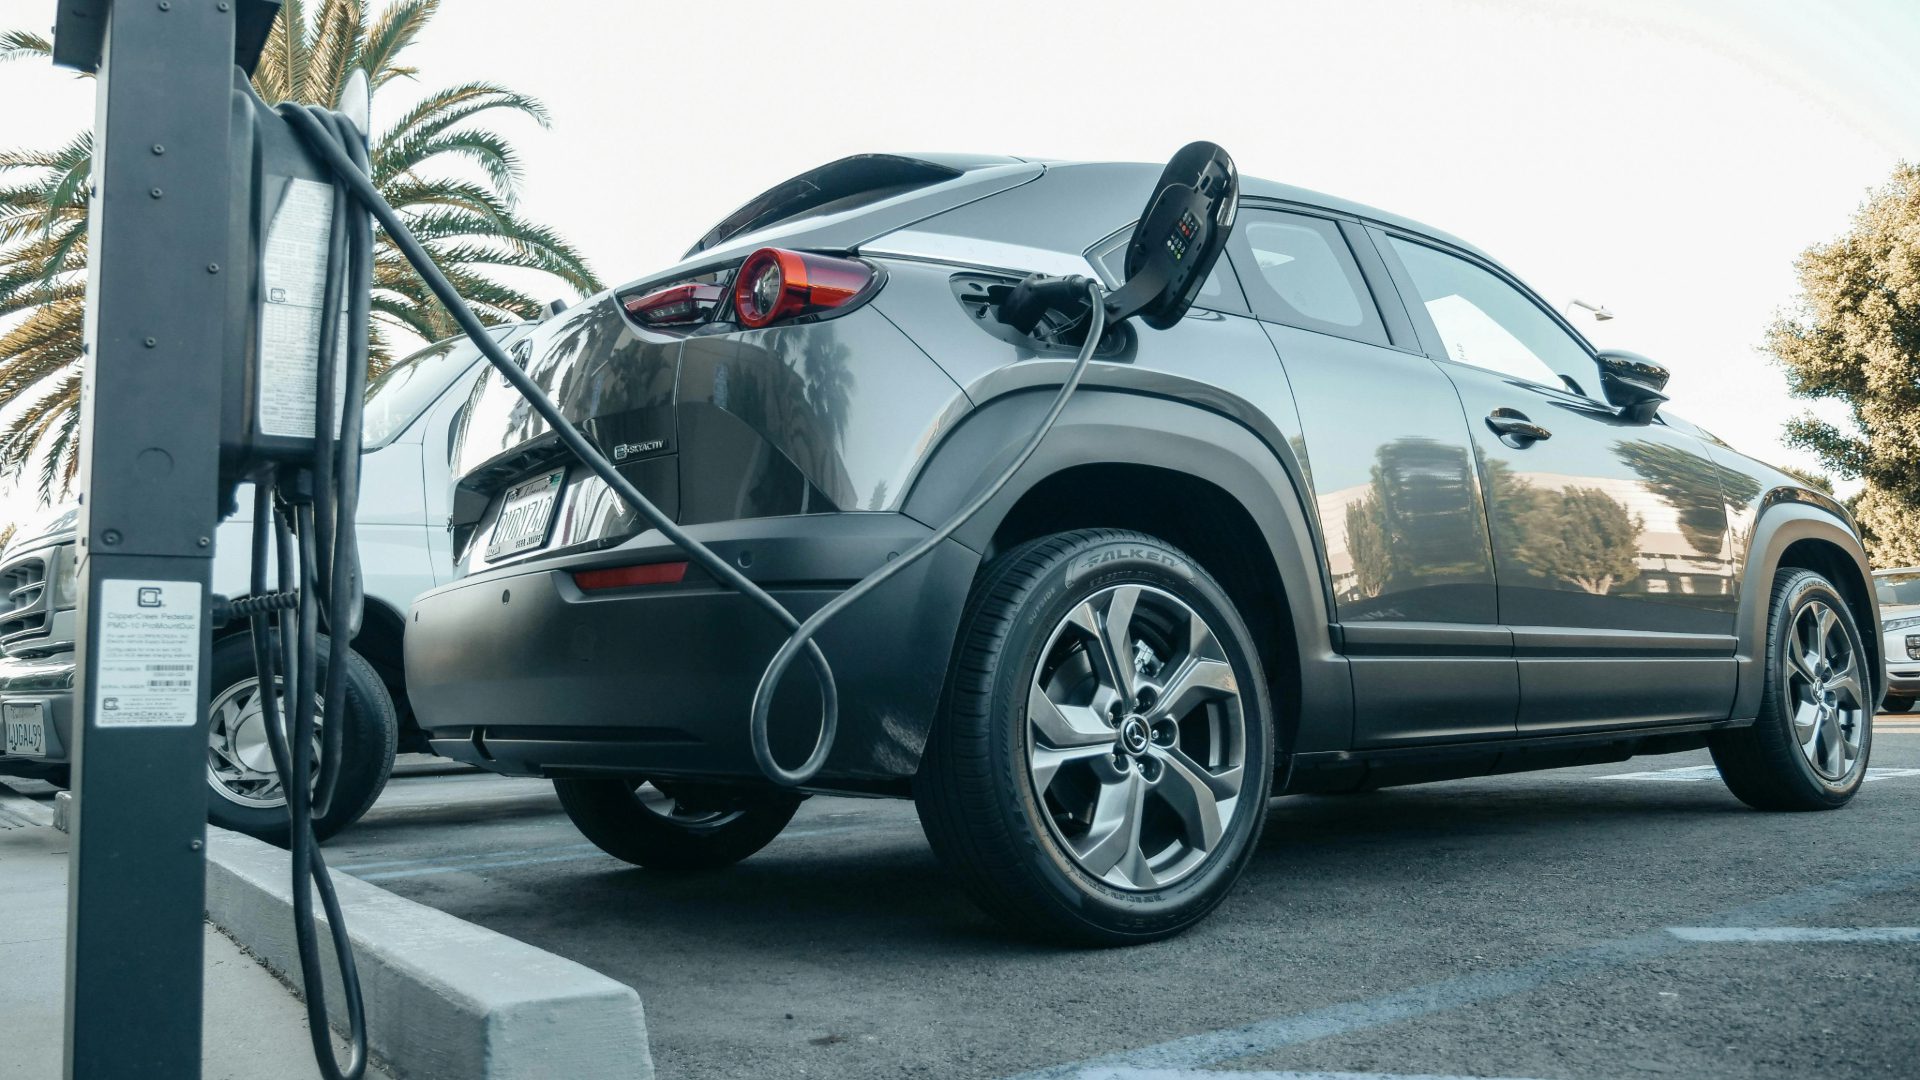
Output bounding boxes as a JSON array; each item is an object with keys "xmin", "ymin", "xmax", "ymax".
[
  {"xmin": 625, "ymin": 282, "xmax": 724, "ymax": 326},
  {"xmin": 573, "ymin": 561, "xmax": 689, "ymax": 592},
  {"xmin": 732, "ymin": 248, "xmax": 874, "ymax": 329}
]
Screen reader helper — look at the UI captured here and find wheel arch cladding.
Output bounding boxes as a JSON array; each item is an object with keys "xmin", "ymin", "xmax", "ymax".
[
  {"xmin": 902, "ymin": 389, "xmax": 1351, "ymax": 760},
  {"xmin": 1736, "ymin": 500, "xmax": 1884, "ymax": 719}
]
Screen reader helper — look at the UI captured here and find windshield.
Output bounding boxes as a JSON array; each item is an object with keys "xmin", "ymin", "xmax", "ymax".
[
  {"xmin": 361, "ymin": 326, "xmax": 515, "ymax": 448},
  {"xmin": 1876, "ymin": 571, "xmax": 1920, "ymax": 608}
]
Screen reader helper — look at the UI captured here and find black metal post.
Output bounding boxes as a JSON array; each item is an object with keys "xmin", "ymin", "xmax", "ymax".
[{"xmin": 52, "ymin": 2, "xmax": 239, "ymax": 1076}]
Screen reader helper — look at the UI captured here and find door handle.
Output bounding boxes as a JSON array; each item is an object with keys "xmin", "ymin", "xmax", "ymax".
[{"xmin": 1486, "ymin": 408, "xmax": 1551, "ymax": 447}]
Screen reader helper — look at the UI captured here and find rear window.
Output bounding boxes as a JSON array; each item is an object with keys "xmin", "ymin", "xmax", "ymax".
[
  {"xmin": 685, "ymin": 155, "xmax": 964, "ymax": 258},
  {"xmin": 1878, "ymin": 571, "xmax": 1920, "ymax": 607},
  {"xmin": 362, "ymin": 327, "xmax": 511, "ymax": 448}
]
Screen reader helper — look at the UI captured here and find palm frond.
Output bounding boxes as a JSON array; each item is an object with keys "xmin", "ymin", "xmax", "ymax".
[
  {"xmin": 0, "ymin": 31, "xmax": 53, "ymax": 64},
  {"xmin": 385, "ymin": 128, "xmax": 526, "ymax": 196},
  {"xmin": 359, "ymin": 0, "xmax": 435, "ymax": 89},
  {"xmin": 254, "ymin": 0, "xmax": 308, "ymax": 103},
  {"xmin": 0, "ymin": 0, "xmax": 601, "ymax": 506},
  {"xmin": 303, "ymin": 0, "xmax": 365, "ymax": 105},
  {"xmin": 379, "ymin": 177, "xmax": 513, "ymax": 222},
  {"xmin": 373, "ymin": 82, "xmax": 549, "ymax": 163}
]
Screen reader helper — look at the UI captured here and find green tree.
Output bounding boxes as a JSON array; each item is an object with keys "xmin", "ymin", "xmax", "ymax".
[
  {"xmin": 1519, "ymin": 486, "xmax": 1644, "ymax": 595},
  {"xmin": 1344, "ymin": 491, "xmax": 1392, "ymax": 600},
  {"xmin": 1613, "ymin": 438, "xmax": 1758, "ymax": 556},
  {"xmin": 0, "ymin": 1, "xmax": 602, "ymax": 502},
  {"xmin": 1777, "ymin": 464, "xmax": 1836, "ymax": 496},
  {"xmin": 1767, "ymin": 163, "xmax": 1920, "ymax": 567}
]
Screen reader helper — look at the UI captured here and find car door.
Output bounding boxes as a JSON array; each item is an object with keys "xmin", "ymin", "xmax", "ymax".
[
  {"xmin": 1376, "ymin": 231, "xmax": 1738, "ymax": 733},
  {"xmin": 1232, "ymin": 207, "xmax": 1514, "ymax": 747}
]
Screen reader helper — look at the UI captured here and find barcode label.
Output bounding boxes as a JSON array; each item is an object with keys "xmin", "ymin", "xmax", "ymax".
[{"xmin": 94, "ymin": 580, "xmax": 203, "ymax": 728}]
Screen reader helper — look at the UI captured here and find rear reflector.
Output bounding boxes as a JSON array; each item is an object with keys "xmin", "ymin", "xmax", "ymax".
[
  {"xmin": 625, "ymin": 282, "xmax": 723, "ymax": 326},
  {"xmin": 573, "ymin": 561, "xmax": 689, "ymax": 591}
]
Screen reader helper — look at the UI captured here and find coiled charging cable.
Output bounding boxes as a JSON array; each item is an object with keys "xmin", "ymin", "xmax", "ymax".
[{"xmin": 284, "ymin": 105, "xmax": 1111, "ymax": 789}]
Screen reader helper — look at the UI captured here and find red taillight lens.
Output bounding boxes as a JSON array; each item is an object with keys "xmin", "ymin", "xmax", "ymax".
[
  {"xmin": 625, "ymin": 282, "xmax": 723, "ymax": 326},
  {"xmin": 732, "ymin": 248, "xmax": 873, "ymax": 329},
  {"xmin": 573, "ymin": 561, "xmax": 689, "ymax": 592}
]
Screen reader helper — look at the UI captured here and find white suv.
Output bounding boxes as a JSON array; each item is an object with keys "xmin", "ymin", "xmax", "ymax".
[
  {"xmin": 0, "ymin": 323, "xmax": 532, "ymax": 841},
  {"xmin": 1876, "ymin": 567, "xmax": 1920, "ymax": 713}
]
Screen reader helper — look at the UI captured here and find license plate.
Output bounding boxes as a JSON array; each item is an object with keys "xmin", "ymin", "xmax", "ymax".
[
  {"xmin": 3, "ymin": 702, "xmax": 46, "ymax": 757},
  {"xmin": 486, "ymin": 468, "xmax": 565, "ymax": 561}
]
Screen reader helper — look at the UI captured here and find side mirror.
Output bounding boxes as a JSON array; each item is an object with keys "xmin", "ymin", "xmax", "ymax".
[{"xmin": 1595, "ymin": 349, "xmax": 1669, "ymax": 424}]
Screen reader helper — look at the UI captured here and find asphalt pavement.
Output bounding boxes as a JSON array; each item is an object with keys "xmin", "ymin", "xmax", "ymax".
[{"xmin": 324, "ymin": 718, "xmax": 1920, "ymax": 1080}]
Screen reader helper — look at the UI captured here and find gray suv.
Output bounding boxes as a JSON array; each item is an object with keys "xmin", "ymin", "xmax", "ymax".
[{"xmin": 404, "ymin": 154, "xmax": 1883, "ymax": 942}]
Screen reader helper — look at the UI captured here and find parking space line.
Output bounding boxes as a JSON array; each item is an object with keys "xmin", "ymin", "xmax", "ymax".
[
  {"xmin": 1074, "ymin": 1070, "xmax": 1549, "ymax": 1080},
  {"xmin": 358, "ymin": 850, "xmax": 609, "ymax": 881},
  {"xmin": 1596, "ymin": 765, "xmax": 1920, "ymax": 783},
  {"xmin": 336, "ymin": 842, "xmax": 597, "ymax": 873},
  {"xmin": 1075, "ymin": 1060, "xmax": 1551, "ymax": 1068},
  {"xmin": 1667, "ymin": 926, "xmax": 1920, "ymax": 943},
  {"xmin": 1004, "ymin": 861, "xmax": 1920, "ymax": 1080}
]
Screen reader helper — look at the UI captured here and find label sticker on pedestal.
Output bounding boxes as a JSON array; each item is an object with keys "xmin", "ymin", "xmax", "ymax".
[{"xmin": 93, "ymin": 579, "xmax": 202, "ymax": 728}]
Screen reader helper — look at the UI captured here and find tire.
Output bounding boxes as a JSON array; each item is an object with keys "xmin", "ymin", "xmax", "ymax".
[
  {"xmin": 555, "ymin": 778, "xmax": 802, "ymax": 871},
  {"xmin": 1710, "ymin": 569, "xmax": 1873, "ymax": 811},
  {"xmin": 1882, "ymin": 698, "xmax": 1916, "ymax": 715},
  {"xmin": 915, "ymin": 529, "xmax": 1275, "ymax": 946},
  {"xmin": 203, "ymin": 632, "xmax": 398, "ymax": 845}
]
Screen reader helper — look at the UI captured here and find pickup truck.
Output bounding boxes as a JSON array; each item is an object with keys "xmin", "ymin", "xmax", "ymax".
[{"xmin": 0, "ymin": 323, "xmax": 532, "ymax": 841}]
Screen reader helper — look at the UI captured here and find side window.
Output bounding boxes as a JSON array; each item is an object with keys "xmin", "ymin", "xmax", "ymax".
[
  {"xmin": 1234, "ymin": 210, "xmax": 1387, "ymax": 345},
  {"xmin": 1389, "ymin": 237, "xmax": 1591, "ymax": 392}
]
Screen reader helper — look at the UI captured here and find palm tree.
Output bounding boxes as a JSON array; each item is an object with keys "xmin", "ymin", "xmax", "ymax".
[{"xmin": 0, "ymin": 1, "xmax": 603, "ymax": 503}]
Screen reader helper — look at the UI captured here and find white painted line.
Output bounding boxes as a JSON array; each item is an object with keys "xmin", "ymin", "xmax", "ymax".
[
  {"xmin": 1001, "ymin": 861, "xmax": 1920, "ymax": 1080},
  {"xmin": 359, "ymin": 850, "xmax": 608, "ymax": 881},
  {"xmin": 1598, "ymin": 764, "xmax": 1721, "ymax": 781},
  {"xmin": 1597, "ymin": 765, "xmax": 1920, "ymax": 783},
  {"xmin": 1667, "ymin": 926, "xmax": 1920, "ymax": 943},
  {"xmin": 1075, "ymin": 1070, "xmax": 1549, "ymax": 1080},
  {"xmin": 336, "ymin": 842, "xmax": 597, "ymax": 873}
]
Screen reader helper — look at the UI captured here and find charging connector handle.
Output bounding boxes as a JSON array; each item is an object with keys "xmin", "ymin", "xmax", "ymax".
[{"xmin": 996, "ymin": 273, "xmax": 1095, "ymax": 336}]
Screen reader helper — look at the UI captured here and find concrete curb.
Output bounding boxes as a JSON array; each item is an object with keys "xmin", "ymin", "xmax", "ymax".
[{"xmin": 204, "ymin": 826, "xmax": 653, "ymax": 1080}]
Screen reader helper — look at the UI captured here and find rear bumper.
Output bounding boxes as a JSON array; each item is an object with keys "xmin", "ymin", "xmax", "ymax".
[
  {"xmin": 405, "ymin": 513, "xmax": 980, "ymax": 790},
  {"xmin": 0, "ymin": 650, "xmax": 76, "ymax": 773}
]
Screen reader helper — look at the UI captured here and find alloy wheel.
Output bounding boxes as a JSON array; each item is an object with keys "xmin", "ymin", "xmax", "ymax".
[
  {"xmin": 206, "ymin": 676, "xmax": 324, "ymax": 808},
  {"xmin": 1026, "ymin": 584, "xmax": 1246, "ymax": 891},
  {"xmin": 1784, "ymin": 598, "xmax": 1867, "ymax": 782}
]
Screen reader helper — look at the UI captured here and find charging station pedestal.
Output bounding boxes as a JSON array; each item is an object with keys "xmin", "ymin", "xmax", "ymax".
[{"xmin": 51, "ymin": 3, "xmax": 278, "ymax": 1076}]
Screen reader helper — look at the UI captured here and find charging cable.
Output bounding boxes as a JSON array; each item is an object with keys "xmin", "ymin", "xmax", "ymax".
[
  {"xmin": 282, "ymin": 107, "xmax": 1111, "ymax": 790},
  {"xmin": 258, "ymin": 100, "xmax": 1108, "ymax": 1080}
]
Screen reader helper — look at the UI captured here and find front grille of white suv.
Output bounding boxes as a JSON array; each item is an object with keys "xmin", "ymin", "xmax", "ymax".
[{"xmin": 0, "ymin": 553, "xmax": 51, "ymax": 647}]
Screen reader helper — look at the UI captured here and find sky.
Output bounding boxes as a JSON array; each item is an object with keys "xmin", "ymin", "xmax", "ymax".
[{"xmin": 1, "ymin": 0, "xmax": 1916, "ymax": 530}]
